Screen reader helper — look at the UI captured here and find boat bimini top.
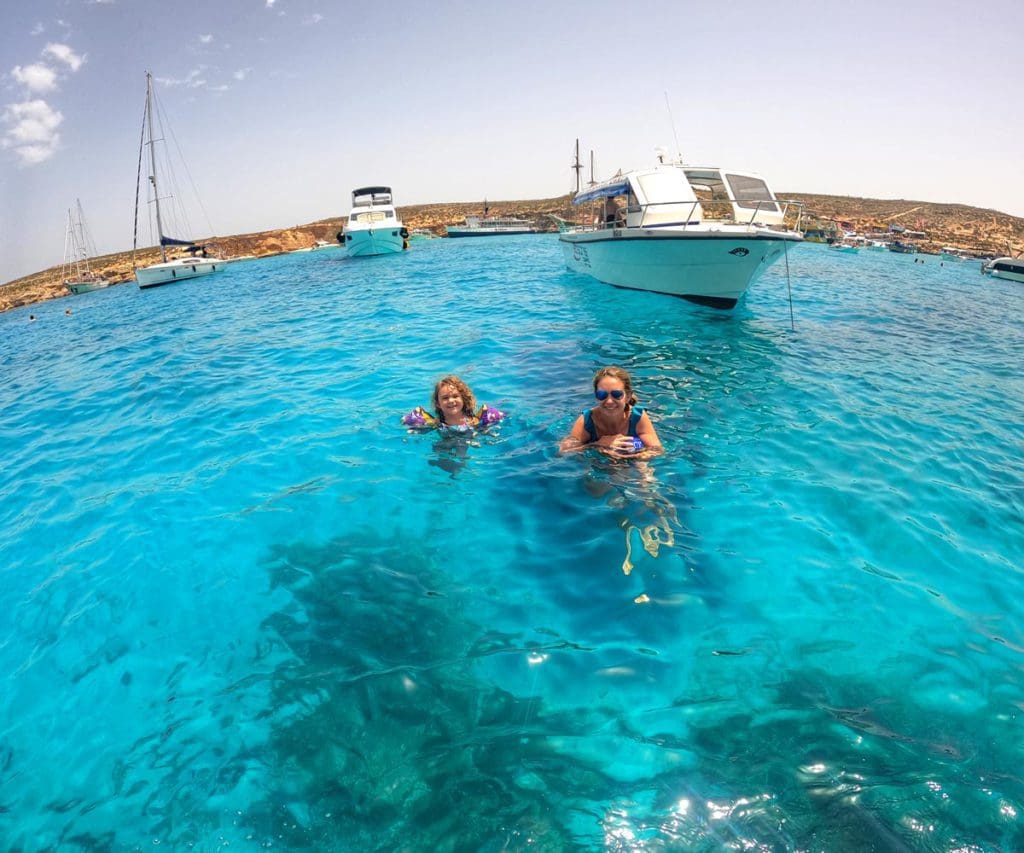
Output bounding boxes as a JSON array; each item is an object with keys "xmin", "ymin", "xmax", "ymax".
[
  {"xmin": 351, "ymin": 186, "xmax": 394, "ymax": 207},
  {"xmin": 573, "ymin": 166, "xmax": 790, "ymax": 229}
]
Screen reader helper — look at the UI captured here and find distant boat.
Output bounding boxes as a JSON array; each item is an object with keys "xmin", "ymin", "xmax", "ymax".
[
  {"xmin": 940, "ymin": 246, "xmax": 971, "ymax": 262},
  {"xmin": 446, "ymin": 201, "xmax": 540, "ymax": 237},
  {"xmin": 409, "ymin": 228, "xmax": 438, "ymax": 241},
  {"xmin": 340, "ymin": 187, "xmax": 409, "ymax": 256},
  {"xmin": 888, "ymin": 241, "xmax": 918, "ymax": 254},
  {"xmin": 291, "ymin": 240, "xmax": 336, "ymax": 253},
  {"xmin": 63, "ymin": 199, "xmax": 109, "ymax": 295},
  {"xmin": 559, "ymin": 157, "xmax": 803, "ymax": 309},
  {"xmin": 982, "ymin": 257, "xmax": 1024, "ymax": 283},
  {"xmin": 132, "ymin": 71, "xmax": 225, "ymax": 289}
]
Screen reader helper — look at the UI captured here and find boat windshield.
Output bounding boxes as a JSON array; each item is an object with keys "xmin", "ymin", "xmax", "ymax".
[
  {"xmin": 350, "ymin": 210, "xmax": 392, "ymax": 223},
  {"xmin": 725, "ymin": 173, "xmax": 780, "ymax": 213}
]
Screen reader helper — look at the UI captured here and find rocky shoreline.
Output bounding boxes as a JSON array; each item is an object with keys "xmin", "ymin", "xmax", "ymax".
[{"xmin": 4, "ymin": 193, "xmax": 1022, "ymax": 314}]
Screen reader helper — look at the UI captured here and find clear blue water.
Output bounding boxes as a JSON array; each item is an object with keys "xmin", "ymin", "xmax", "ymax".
[{"xmin": 2, "ymin": 240, "xmax": 1022, "ymax": 850}]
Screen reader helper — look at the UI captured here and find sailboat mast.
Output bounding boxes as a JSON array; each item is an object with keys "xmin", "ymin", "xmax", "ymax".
[
  {"xmin": 572, "ymin": 139, "xmax": 582, "ymax": 196},
  {"xmin": 73, "ymin": 199, "xmax": 88, "ymax": 277},
  {"xmin": 144, "ymin": 72, "xmax": 167, "ymax": 263},
  {"xmin": 63, "ymin": 209, "xmax": 74, "ymax": 282}
]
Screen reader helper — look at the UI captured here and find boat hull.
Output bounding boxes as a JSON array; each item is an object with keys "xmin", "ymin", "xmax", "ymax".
[
  {"xmin": 983, "ymin": 258, "xmax": 1024, "ymax": 283},
  {"xmin": 65, "ymin": 279, "xmax": 110, "ymax": 295},
  {"xmin": 135, "ymin": 258, "xmax": 225, "ymax": 289},
  {"xmin": 559, "ymin": 228, "xmax": 800, "ymax": 309},
  {"xmin": 342, "ymin": 226, "xmax": 407, "ymax": 257}
]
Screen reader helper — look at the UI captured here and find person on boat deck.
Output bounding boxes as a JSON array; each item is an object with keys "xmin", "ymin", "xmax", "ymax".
[
  {"xmin": 560, "ymin": 366, "xmax": 663, "ymax": 457},
  {"xmin": 433, "ymin": 375, "xmax": 482, "ymax": 429},
  {"xmin": 596, "ymin": 196, "xmax": 624, "ymax": 228}
]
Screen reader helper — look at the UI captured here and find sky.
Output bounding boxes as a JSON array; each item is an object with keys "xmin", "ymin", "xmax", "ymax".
[{"xmin": 1, "ymin": 0, "xmax": 1022, "ymax": 284}]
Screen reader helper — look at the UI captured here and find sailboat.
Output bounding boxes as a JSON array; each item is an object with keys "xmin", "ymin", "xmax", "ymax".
[
  {"xmin": 133, "ymin": 71, "xmax": 224, "ymax": 289},
  {"xmin": 63, "ymin": 199, "xmax": 109, "ymax": 295}
]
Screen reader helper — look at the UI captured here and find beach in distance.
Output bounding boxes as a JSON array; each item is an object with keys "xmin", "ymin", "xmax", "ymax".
[{"xmin": 3, "ymin": 191, "xmax": 1023, "ymax": 314}]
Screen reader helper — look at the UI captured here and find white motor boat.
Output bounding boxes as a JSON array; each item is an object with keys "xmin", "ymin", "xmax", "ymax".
[
  {"xmin": 133, "ymin": 71, "xmax": 225, "ymax": 289},
  {"xmin": 559, "ymin": 161, "xmax": 803, "ymax": 309},
  {"xmin": 446, "ymin": 206, "xmax": 540, "ymax": 237},
  {"xmin": 341, "ymin": 187, "xmax": 408, "ymax": 257},
  {"xmin": 982, "ymin": 257, "xmax": 1024, "ymax": 283}
]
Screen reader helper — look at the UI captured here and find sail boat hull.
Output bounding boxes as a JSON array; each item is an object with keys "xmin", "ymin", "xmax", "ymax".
[
  {"xmin": 66, "ymin": 278, "xmax": 109, "ymax": 295},
  {"xmin": 135, "ymin": 257, "xmax": 224, "ymax": 288}
]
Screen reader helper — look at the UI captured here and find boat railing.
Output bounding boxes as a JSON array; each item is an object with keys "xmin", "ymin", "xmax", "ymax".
[
  {"xmin": 631, "ymin": 198, "xmax": 803, "ymax": 231},
  {"xmin": 576, "ymin": 198, "xmax": 804, "ymax": 233}
]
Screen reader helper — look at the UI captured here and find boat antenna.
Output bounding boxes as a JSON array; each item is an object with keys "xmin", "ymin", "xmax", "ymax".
[
  {"xmin": 589, "ymin": 150, "xmax": 595, "ymax": 187},
  {"xmin": 664, "ymin": 92, "xmax": 683, "ymax": 163}
]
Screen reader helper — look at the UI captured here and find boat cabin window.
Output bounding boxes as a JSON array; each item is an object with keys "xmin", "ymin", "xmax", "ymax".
[
  {"xmin": 725, "ymin": 173, "xmax": 779, "ymax": 213},
  {"xmin": 634, "ymin": 170, "xmax": 698, "ymax": 205}
]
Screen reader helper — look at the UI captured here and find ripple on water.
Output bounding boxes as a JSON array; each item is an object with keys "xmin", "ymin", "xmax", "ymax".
[{"xmin": 0, "ymin": 240, "xmax": 1021, "ymax": 848}]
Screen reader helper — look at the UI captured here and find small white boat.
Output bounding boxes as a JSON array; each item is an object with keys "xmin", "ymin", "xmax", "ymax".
[
  {"xmin": 409, "ymin": 228, "xmax": 438, "ymax": 241},
  {"xmin": 341, "ymin": 187, "xmax": 409, "ymax": 257},
  {"xmin": 310, "ymin": 239, "xmax": 335, "ymax": 250},
  {"xmin": 132, "ymin": 71, "xmax": 225, "ymax": 289},
  {"xmin": 559, "ymin": 159, "xmax": 803, "ymax": 309},
  {"xmin": 63, "ymin": 200, "xmax": 109, "ymax": 295},
  {"xmin": 940, "ymin": 246, "xmax": 972, "ymax": 262},
  {"xmin": 446, "ymin": 203, "xmax": 540, "ymax": 237},
  {"xmin": 982, "ymin": 257, "xmax": 1024, "ymax": 283}
]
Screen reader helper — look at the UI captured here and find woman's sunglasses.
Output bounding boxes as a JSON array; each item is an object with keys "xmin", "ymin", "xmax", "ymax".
[{"xmin": 595, "ymin": 389, "xmax": 625, "ymax": 401}]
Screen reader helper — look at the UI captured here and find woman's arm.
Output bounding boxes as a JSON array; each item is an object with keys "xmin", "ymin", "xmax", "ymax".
[
  {"xmin": 635, "ymin": 412, "xmax": 663, "ymax": 454},
  {"xmin": 559, "ymin": 414, "xmax": 590, "ymax": 452}
]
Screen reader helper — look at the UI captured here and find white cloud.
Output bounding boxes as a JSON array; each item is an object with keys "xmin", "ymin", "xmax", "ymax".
[
  {"xmin": 11, "ymin": 64, "xmax": 58, "ymax": 94},
  {"xmin": 303, "ymin": 13, "xmax": 323, "ymax": 24},
  {"xmin": 30, "ymin": 22, "xmax": 44, "ymax": 36},
  {"xmin": 2, "ymin": 99, "xmax": 63, "ymax": 165},
  {"xmin": 156, "ymin": 67, "xmax": 207, "ymax": 88},
  {"xmin": 265, "ymin": 0, "xmax": 275, "ymax": 6},
  {"xmin": 199, "ymin": 34, "xmax": 213, "ymax": 44},
  {"xmin": 233, "ymin": 67, "xmax": 252, "ymax": 81},
  {"xmin": 42, "ymin": 43, "xmax": 84, "ymax": 72}
]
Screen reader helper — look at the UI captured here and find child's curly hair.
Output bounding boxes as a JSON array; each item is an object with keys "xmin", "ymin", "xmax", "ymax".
[{"xmin": 432, "ymin": 375, "xmax": 477, "ymax": 421}]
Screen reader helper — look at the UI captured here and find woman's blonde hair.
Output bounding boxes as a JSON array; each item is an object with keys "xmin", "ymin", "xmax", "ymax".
[
  {"xmin": 432, "ymin": 375, "xmax": 477, "ymax": 420},
  {"xmin": 592, "ymin": 366, "xmax": 638, "ymax": 408}
]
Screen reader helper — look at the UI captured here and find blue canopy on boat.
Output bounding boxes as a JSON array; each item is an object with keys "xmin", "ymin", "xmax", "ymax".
[
  {"xmin": 572, "ymin": 179, "xmax": 631, "ymax": 206},
  {"xmin": 160, "ymin": 235, "xmax": 195, "ymax": 247}
]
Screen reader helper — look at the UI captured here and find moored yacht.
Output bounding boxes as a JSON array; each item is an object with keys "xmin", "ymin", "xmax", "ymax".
[
  {"xmin": 133, "ymin": 72, "xmax": 225, "ymax": 289},
  {"xmin": 446, "ymin": 203, "xmax": 540, "ymax": 237},
  {"xmin": 63, "ymin": 200, "xmax": 110, "ymax": 295},
  {"xmin": 559, "ymin": 160, "xmax": 803, "ymax": 309},
  {"xmin": 340, "ymin": 187, "xmax": 409, "ymax": 257},
  {"xmin": 982, "ymin": 257, "xmax": 1024, "ymax": 283}
]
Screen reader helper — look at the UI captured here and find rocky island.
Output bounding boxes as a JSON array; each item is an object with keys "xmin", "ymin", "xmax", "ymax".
[{"xmin": 3, "ymin": 193, "xmax": 1023, "ymax": 314}]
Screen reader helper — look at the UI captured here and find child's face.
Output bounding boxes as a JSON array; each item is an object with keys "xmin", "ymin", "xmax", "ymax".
[{"xmin": 437, "ymin": 384, "xmax": 464, "ymax": 416}]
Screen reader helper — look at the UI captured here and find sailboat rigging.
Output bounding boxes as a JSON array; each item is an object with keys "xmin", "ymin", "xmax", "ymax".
[
  {"xmin": 64, "ymin": 199, "xmax": 109, "ymax": 295},
  {"xmin": 132, "ymin": 71, "xmax": 224, "ymax": 289}
]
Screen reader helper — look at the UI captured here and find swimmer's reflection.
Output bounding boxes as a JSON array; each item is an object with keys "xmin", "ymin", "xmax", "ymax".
[
  {"xmin": 582, "ymin": 455, "xmax": 680, "ymax": 575},
  {"xmin": 429, "ymin": 431, "xmax": 479, "ymax": 477}
]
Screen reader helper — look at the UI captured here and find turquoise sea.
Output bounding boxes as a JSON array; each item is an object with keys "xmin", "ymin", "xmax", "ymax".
[{"xmin": 2, "ymin": 238, "xmax": 1022, "ymax": 851}]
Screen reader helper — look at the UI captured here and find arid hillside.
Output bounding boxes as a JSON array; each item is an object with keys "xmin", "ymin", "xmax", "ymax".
[{"xmin": 3, "ymin": 193, "xmax": 1022, "ymax": 314}]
